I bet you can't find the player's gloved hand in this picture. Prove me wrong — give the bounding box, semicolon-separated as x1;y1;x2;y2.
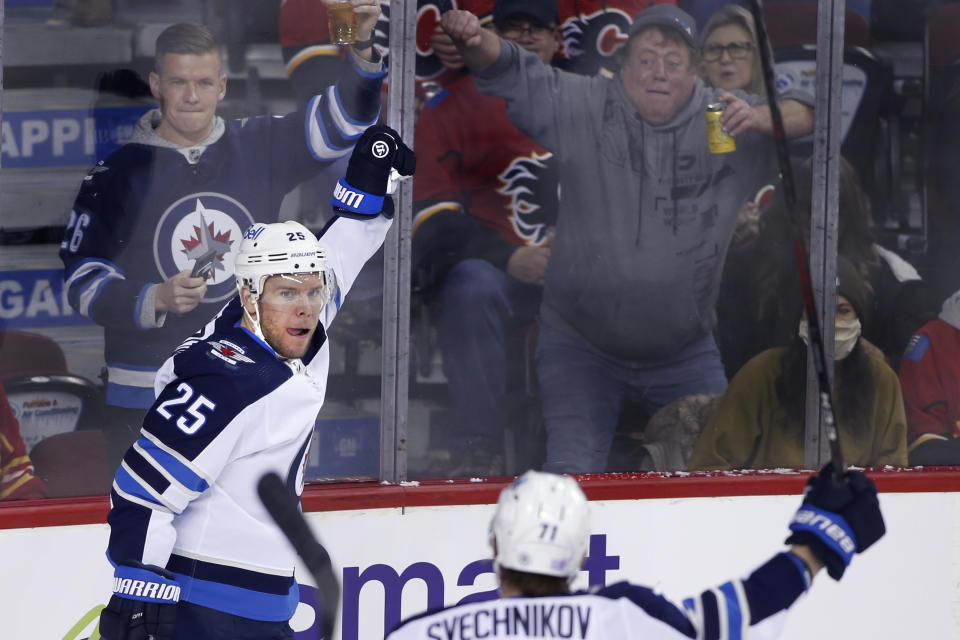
331;124;416;220
785;463;885;580
98;562;180;640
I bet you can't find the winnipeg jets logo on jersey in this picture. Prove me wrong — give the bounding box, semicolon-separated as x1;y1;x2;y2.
497;152;559;246
154;193;255;303
561;9;632;71
207;339;255;365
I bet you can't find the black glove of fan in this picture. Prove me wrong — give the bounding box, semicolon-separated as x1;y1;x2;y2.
98;562;179;640
331;124;416;219
785;463;885;580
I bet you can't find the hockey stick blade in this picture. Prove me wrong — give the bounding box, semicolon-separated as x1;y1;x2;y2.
748;0;845;480
258;472;341;640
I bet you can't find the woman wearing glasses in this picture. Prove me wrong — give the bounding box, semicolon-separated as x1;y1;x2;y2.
699;4;766;95
703;4;779;382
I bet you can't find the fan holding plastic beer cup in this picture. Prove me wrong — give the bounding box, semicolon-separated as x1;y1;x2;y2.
325;0;382;48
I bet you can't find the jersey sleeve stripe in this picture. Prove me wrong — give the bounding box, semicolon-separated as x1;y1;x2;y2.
63;256;123;283
136;436;210;493
682;597;705;640
909;432;949;452
111;478;173;514
330;83;377;138
140;431;216;486
66;261;125;317
116;462;180;512
717;581;745;640
1;471;34;499
306;93;352;161
284;44;340;77
125;446;173;492
703;589;722;640
412;201;464;236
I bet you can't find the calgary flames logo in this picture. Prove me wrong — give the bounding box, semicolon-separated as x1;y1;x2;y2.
497;151;559;246
560;8;633;74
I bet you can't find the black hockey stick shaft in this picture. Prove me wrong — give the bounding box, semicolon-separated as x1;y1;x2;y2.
258;472;341;640
748;0;845;480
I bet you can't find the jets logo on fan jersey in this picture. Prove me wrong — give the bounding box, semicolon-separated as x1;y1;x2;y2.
497;152;559;246
154;192;255;304
207;339;255;365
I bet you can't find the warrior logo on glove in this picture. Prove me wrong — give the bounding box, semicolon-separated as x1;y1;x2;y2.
331;124;416;220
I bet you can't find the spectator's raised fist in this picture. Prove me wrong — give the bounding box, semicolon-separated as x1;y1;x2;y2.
441;10;484;48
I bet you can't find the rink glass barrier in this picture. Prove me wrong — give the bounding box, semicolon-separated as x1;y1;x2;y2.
0;0;957;500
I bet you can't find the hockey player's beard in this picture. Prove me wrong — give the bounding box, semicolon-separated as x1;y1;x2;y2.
257;310;317;360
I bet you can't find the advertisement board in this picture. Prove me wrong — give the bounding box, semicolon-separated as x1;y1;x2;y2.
0;490;954;639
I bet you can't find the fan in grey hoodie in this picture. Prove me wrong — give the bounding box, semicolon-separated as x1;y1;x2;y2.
441;4;814;473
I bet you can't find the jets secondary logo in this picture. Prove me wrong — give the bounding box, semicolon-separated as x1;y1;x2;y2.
497;151;559;246
154;192;255;304
207;339;255;365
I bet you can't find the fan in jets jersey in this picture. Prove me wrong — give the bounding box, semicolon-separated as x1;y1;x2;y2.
387;468;886;640
59;21;384;417
98;125;415;640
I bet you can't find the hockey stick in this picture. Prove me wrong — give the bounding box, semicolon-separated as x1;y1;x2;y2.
748;0;845;480
258;472;341;640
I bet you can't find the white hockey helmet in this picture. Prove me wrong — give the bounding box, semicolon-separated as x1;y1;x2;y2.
234;220;335;305
489;471;591;579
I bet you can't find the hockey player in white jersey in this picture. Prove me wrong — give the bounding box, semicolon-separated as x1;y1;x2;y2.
388;466;885;640
97;124;415;640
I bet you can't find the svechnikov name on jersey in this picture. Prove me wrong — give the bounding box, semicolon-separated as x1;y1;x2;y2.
421;601;591;640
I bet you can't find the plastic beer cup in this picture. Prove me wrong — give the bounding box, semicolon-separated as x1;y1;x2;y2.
327;1;356;45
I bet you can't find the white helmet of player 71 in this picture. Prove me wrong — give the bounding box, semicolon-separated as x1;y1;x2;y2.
489;471;590;579
234;221;335;305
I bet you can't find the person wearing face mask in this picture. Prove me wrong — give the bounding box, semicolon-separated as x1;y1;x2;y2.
688;257;908;470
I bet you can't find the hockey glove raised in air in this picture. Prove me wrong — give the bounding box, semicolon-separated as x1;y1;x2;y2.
785;463;885;580
98;563;179;640
331;124;416;220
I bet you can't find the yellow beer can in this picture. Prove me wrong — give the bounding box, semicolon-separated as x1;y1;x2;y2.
706;103;736;154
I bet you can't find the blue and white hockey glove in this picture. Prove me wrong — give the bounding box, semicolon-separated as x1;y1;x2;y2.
785;463;885;580
98;563;180;640
331;124;416;220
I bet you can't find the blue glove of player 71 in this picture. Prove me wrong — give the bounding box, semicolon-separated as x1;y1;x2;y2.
331;124;416;219
98;563;179;640
785;463;885;580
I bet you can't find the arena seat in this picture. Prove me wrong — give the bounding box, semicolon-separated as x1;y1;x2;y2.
29;430;112;498
0;330;105;454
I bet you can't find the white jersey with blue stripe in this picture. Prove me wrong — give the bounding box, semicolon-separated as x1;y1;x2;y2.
387;553;811;640
106;214;392;621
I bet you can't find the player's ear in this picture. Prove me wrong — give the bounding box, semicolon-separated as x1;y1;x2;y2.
239;285;256;313
149;71;161;100
217;74;227;101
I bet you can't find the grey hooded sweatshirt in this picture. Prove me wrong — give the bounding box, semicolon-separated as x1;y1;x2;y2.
476;41;790;362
